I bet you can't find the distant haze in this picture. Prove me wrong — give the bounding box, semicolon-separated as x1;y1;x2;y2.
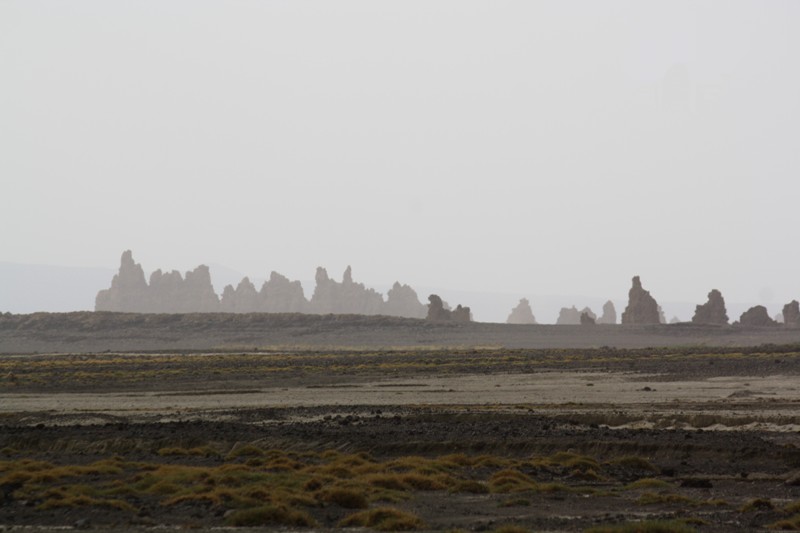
2;1;799;319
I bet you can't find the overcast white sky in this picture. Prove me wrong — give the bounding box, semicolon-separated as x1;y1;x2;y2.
2;1;799;315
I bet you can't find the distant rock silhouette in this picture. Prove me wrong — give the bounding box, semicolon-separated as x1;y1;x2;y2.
426;294;471;322
220;277;259;313
183;265;222;313
556;306;596;325
580;312;596;325
506;298;537;325
96;251;425;318
783;300;800;328
451;304;472;322
691;289;729;325
259;272;308;313
738;306;778;327
669;316;681;324
597;300;617;325
310;266;385;315
96;251;220;313
384;282;427;319
621;276;660;325
95;250;150;313
426;294;449;321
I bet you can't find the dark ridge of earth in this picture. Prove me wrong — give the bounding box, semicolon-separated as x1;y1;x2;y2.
2;311;800;353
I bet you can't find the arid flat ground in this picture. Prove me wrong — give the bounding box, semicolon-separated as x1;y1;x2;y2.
3;314;800;532
3;312;800;352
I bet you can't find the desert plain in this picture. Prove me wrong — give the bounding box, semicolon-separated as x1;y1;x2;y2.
3;313;800;532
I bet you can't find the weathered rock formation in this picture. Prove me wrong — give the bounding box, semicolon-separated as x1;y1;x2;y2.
426;294;471;322
621;276;660;325
783;300;800;328
96;251;426;318
384;282;427;319
506;298;537;325
556;306;596;325
580;312;596;325
259;272;308;313
597;300;617;325
738;306;778;327
310;266;385;315
220;278;259;313
691;289;729;325
95;250;150;312
96;251;220;313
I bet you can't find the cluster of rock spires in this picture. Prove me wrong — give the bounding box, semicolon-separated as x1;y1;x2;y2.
96;251;427;318
97;253;797;327
505;276;800;328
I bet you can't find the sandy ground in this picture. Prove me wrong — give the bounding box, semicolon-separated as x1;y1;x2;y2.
3;322;800;531
3;371;800;424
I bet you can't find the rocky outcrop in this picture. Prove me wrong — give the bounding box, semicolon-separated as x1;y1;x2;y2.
783;300;800;328
183;265;221;313
426;294;471;322
580;312;596;325
426;294;449;321
95;251;150;312
384;282;427;318
96;251;426;318
451;305;472;322
691;289;729;325
259;272;308;313
96;251;220;313
621;276;660;325
220;278;259;313
310;266;385;315
738;306;778;327
556;306;596;325
147;266;220;313
597;300;617;325
506;298;537;325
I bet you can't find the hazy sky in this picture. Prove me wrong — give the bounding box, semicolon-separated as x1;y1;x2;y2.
2;1;799;313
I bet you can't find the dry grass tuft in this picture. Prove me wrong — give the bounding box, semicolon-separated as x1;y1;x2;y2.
225;504;316;527
769;514;800;530
339;507;424;531
586;520;696;533
624;478;671;490
741;498;774;512
636;492;695;506
607;456;658;473
492;526;532;533
319;486;368;509
488;469;537;493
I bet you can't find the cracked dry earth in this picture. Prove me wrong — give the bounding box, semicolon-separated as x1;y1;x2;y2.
3;346;800;532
